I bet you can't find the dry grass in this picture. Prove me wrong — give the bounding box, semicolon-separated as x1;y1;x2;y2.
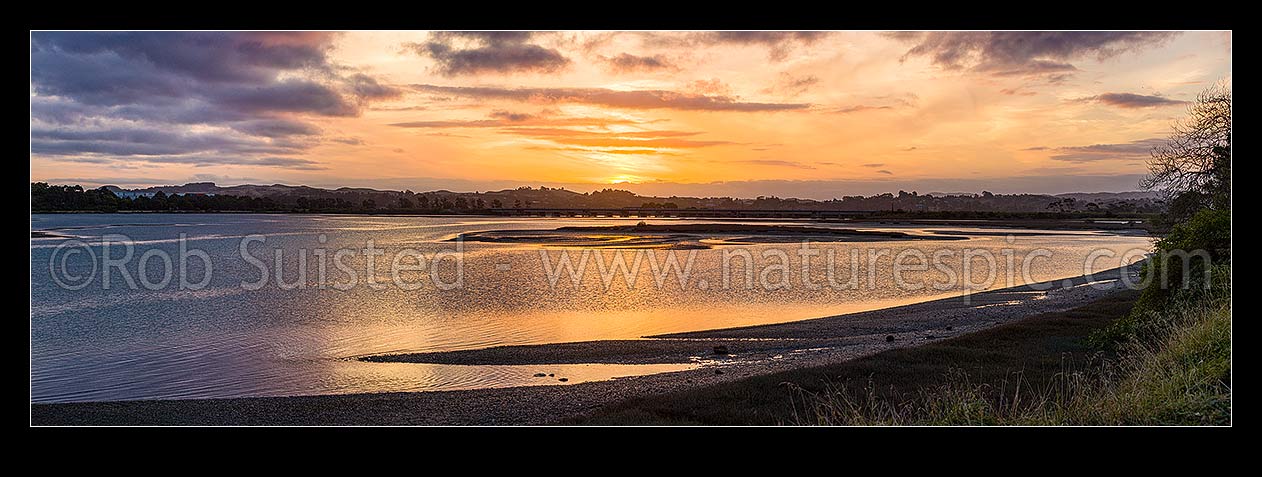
574;287;1230;426
794;294;1230;425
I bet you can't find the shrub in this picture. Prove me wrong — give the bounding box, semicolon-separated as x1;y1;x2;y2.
1090;207;1230;349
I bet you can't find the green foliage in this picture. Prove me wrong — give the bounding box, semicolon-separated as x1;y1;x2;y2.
1091;208;1231;349
1107;299;1231;425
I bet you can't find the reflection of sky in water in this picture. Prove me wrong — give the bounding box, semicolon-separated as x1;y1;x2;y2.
30;214;1152;403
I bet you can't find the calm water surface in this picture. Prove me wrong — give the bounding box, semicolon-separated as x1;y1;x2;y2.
31;214;1151;402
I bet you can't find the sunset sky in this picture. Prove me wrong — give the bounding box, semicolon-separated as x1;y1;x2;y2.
30;31;1231;198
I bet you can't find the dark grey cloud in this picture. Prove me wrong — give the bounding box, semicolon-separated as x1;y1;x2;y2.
31;44;191;105
876;170;893;175
1039;138;1167;162
45;154;325;170
346;73;404;100
410;84;810;112
216;79;360;116
1081;92;1189;108
229;118;322;138
601;53;676;73
892;32;1178;78
31;95;266;127
30;124;314;163
701;31;830;61
406;31;570;76
708;31;828;45
30;32;396;170
433;31;536;45
33;32;334;84
30;32;357;111
862;163;885;167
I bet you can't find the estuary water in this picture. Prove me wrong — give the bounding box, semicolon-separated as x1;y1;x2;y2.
31;214;1151;403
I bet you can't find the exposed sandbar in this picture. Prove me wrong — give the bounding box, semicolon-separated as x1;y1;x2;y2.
455;223;966;249
31;230;73;239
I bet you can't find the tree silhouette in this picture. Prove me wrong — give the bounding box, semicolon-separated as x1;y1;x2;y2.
1141;82;1231;217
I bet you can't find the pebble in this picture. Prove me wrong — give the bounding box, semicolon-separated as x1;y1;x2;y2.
714;369;724;375
533;373;547;377
557;378;568;382
885;335;895;342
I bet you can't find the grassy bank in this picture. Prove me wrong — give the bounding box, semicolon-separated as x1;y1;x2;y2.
572;287;1230;425
804;290;1230;425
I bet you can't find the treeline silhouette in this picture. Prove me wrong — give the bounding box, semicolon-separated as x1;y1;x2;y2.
31;183;492;213
32;181;1166;216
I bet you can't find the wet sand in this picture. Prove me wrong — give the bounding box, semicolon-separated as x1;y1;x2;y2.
31;230;74;239
32;264;1140;425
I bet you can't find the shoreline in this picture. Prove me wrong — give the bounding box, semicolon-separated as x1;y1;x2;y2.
32;264;1142;425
